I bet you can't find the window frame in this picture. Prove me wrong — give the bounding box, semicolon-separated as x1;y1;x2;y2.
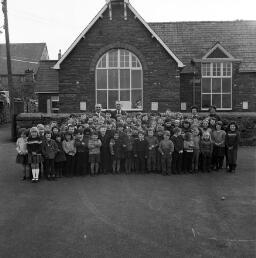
96;49;143;111
201;62;232;111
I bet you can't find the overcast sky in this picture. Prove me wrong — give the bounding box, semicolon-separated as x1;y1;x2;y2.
0;0;255;59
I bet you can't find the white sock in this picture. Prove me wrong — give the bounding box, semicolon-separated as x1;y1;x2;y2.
32;169;36;179
35;169;39;179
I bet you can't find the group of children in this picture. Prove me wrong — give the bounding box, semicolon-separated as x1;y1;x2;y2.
16;110;240;182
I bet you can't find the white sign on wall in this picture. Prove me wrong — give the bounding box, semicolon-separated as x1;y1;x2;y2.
151;102;158;111
80;102;87;111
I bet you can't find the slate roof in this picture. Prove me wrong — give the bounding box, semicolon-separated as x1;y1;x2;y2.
35;60;59;93
149;20;256;73
0;43;48;75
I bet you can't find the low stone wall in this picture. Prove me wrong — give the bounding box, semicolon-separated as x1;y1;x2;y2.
16;112;256;146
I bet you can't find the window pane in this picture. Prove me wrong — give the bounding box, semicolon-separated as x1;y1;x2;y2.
202;94;211;109
213;63;221;76
212;78;221;93
120;50;130;68
202;63;211;77
222;94;231;108
223;63;232;76
222;78;231;93
97;70;107;89
131;90;142;109
98;54;107;68
97;90;107;109
131;70;142;89
109;50;118;67
212;94;221;109
108;90;118;109
120;69;130;89
202;78;211;93
108;69;118;89
132;55;141;68
120;90;130;101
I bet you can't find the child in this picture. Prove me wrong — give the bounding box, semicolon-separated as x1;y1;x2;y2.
145;129;158;172
109;131;123;174
170;127;183;174
158;131;174;175
88;132;102;176
27;127;43;182
51;126;60;140
183;132;194;173
99;126;112;174
212;121;226;170
62;132;76;177
54;133;66;178
225;122;240;172
74;129;89;176
133;131;148;173
156;126;164;173
42;131;59;180
191;127;200;173
123;129;134;174
16;128;29;180
200;132;213;173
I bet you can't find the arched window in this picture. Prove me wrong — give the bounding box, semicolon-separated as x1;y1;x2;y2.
96;49;143;110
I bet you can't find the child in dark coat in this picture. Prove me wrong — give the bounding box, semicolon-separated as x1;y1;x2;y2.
133;131;148;173
74;129;89;176
54;133;66;178
42;131;58;180
170;127;183;174
123;129;134;174
225;122;240;172
145;129;158;172
183;132;194;173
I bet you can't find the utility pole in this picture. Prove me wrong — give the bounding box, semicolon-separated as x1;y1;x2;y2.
2;0;14;139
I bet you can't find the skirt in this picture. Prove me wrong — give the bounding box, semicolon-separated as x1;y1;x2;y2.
16;154;28;165
28;153;43;164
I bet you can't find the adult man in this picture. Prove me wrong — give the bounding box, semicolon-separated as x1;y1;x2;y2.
111;101;127;119
94;104;105;118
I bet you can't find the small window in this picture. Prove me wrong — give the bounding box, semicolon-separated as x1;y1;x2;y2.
51;96;59;113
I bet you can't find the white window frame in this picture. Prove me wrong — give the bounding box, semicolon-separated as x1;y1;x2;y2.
51;96;60;113
201;62;232;111
96;49;143;111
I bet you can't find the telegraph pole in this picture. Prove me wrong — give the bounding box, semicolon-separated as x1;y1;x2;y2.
2;0;14;139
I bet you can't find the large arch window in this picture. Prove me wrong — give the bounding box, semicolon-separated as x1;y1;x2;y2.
96;49;143;110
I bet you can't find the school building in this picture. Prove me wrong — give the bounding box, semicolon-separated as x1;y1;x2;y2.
35;0;256;113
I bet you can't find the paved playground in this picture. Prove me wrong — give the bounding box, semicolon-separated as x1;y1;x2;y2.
0;124;255;258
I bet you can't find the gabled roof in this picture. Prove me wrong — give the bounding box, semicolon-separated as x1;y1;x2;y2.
35;60;59;93
202;42;235;59
0;43;48;75
149;20;256;72
53;1;184;69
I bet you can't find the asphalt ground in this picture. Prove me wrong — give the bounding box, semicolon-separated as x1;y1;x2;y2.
0;124;255;258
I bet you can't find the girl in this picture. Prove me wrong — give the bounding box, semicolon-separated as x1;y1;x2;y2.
54;133;66;178
225;122;240;172
200;132;213;173
212;121;226;170
183;132;194;173
16;128;29;180
62;132;76;177
51;126;60;141
27;127;43;182
88;132;102;176
191;127;200;173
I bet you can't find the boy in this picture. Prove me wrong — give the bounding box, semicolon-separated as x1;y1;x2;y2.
88;132;102;176
200;132;213;173
42;131;58;180
145;129;158;172
159;131;174;175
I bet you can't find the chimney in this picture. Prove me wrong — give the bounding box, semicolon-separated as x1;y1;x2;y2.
58;49;62;60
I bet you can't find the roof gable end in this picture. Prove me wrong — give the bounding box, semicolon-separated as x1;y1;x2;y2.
53;1;184;69
202;42;235;59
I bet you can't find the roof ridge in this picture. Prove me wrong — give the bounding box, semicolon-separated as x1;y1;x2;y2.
149;20;256;24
